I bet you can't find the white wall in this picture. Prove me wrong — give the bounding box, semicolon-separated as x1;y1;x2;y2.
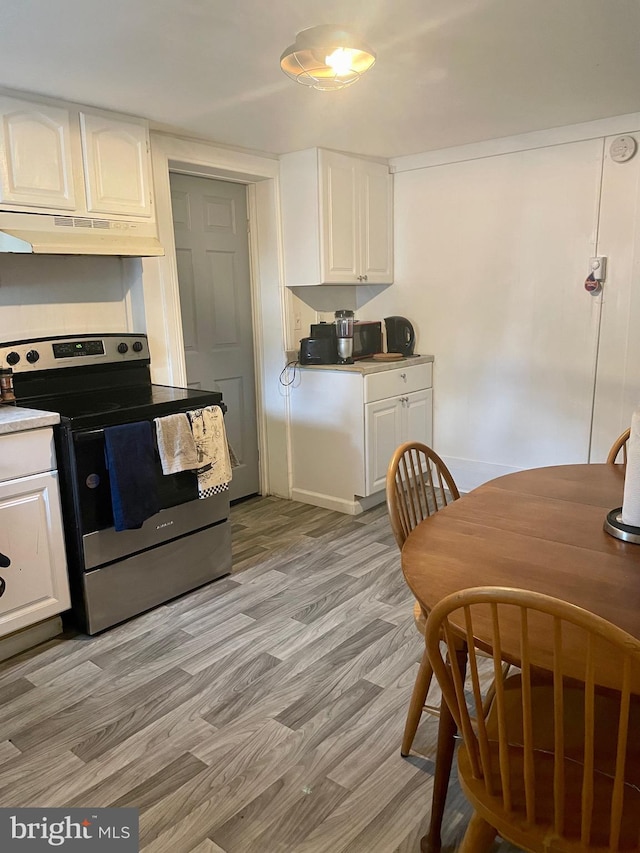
360;141;604;490
0;254;140;341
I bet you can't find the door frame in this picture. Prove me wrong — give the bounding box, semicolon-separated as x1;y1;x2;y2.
139;131;290;499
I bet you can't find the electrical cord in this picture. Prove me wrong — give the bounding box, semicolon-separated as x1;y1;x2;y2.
279;360;300;387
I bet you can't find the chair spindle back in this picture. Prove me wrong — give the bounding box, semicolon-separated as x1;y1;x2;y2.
426;587;640;851
386;441;460;550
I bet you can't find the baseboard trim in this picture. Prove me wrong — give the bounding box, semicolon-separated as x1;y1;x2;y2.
0;616;64;663
442;456;523;494
290;488;386;515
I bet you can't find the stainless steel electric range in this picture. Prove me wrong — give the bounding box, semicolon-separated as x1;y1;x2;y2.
1;333;232;634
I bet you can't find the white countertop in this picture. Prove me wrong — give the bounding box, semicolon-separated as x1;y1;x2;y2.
0;405;60;435
289;353;434;375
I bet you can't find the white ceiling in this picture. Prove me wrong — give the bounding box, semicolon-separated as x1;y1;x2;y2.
1;0;639;160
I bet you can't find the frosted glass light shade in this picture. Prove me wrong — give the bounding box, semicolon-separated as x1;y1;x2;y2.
280;25;376;91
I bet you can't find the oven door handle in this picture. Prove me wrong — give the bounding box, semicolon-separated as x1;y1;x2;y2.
73;405;227;443
73;402;227;442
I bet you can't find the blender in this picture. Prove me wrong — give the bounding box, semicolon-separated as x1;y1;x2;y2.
334;310;354;364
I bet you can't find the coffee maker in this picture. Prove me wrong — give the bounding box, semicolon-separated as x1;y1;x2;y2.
334;310;354;364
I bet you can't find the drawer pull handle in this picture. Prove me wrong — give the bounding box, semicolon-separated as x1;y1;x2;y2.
0;552;10;569
400;372;407;380
0;576;5;598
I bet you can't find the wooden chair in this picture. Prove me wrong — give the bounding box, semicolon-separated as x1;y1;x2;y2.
425;586;640;853
386;441;460;552
386;441;461;852
607;428;631;465
386;440;460;755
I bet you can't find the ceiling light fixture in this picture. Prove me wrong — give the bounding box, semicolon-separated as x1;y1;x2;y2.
280;25;376;91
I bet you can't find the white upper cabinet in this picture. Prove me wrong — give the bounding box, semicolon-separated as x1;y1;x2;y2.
0;91;154;220
280;147;393;286
321;152;359;282
80;111;152;217
359;158;394;283
0;96;76;210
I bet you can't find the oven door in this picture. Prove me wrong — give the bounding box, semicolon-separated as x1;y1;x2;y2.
71;424;229;570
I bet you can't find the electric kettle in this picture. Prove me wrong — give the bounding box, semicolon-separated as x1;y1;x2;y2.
384;316;416;356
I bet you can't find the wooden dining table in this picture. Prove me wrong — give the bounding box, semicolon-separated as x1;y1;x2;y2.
401;462;640;852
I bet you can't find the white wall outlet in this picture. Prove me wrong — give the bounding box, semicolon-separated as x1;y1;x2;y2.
294;312;302;331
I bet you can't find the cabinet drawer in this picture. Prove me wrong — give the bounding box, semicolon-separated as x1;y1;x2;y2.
0;428;55;482
364;363;432;403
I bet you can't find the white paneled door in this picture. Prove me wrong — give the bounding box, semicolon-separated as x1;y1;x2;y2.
170;173;259;502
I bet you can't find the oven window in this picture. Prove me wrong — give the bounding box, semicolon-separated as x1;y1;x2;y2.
72;428;199;534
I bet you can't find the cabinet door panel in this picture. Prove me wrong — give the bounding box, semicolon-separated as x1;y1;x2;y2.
0;471;70;636
320;151;358;283
360;160;393;283
0;97;75;209
80;112;151;217
365;397;403;495
404;389;433;446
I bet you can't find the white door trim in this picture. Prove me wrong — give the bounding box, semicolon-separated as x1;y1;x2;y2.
140;132;290;499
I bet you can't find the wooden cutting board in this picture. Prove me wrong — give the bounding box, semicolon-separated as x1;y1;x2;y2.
372;352;404;361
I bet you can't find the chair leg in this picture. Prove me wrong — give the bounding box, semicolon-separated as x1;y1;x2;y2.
421;645;467;853
401;648;434;756
458;812;497;853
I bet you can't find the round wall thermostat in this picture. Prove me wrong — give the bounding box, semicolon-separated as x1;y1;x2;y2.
610;135;637;163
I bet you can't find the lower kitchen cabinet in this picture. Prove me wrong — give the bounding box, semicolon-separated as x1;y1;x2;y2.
290;360;433;514
366;388;432;494
0;428;70;637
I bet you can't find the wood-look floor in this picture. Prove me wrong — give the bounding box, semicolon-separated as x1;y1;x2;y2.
0;496;513;852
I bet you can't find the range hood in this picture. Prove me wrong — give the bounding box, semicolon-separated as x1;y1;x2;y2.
0;211;164;257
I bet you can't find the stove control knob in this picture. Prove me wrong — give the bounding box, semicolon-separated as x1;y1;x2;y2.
26;350;40;364
132;341;143;353
117;343;129;354
6;351;20;366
